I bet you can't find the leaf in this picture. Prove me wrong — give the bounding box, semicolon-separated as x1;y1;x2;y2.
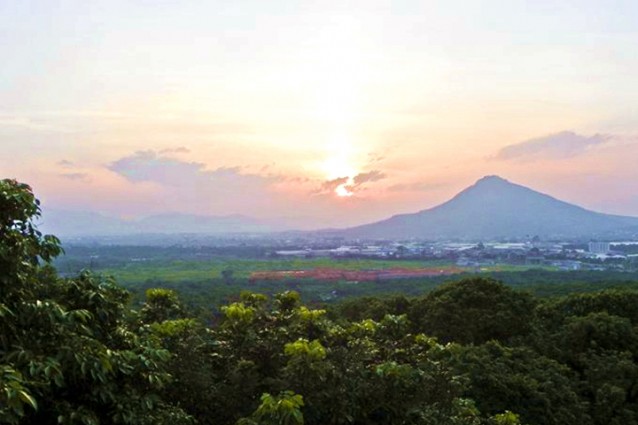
18;390;38;410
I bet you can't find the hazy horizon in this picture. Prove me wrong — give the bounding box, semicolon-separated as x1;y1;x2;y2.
3;1;638;228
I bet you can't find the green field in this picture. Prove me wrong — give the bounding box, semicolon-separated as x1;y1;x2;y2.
81;256;638;313
50;244;638;310
103;258;439;282
101;257;552;285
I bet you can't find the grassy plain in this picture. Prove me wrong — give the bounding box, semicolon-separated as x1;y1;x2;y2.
55;247;638;310
100;257;551;284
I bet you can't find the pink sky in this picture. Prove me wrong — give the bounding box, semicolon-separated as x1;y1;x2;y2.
2;1;638;228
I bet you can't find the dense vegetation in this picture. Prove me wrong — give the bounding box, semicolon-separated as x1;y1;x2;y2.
3;179;638;424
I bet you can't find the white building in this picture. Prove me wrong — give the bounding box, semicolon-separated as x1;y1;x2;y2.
588;241;610;254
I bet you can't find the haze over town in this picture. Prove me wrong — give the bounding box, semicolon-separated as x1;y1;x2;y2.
3;1;638;229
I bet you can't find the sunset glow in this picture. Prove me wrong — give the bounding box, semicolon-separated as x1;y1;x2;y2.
2;1;638;229
6;4;638;423
335;182;354;198
321;136;358;179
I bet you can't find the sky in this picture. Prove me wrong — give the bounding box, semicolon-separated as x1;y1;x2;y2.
2;0;638;229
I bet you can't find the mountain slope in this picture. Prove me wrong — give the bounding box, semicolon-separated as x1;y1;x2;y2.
343;176;638;240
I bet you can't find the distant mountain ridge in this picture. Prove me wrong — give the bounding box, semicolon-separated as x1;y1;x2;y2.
39;176;638;240
38;210;278;237
341;176;638;240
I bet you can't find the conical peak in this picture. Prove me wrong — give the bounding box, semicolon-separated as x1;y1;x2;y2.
475;175;510;185
461;176;516;196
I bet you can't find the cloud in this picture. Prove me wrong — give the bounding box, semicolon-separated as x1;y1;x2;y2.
57;159;75;168
108;150;279;188
315;171;387;195
352;170;386;186
317;176;350;194
60;173;89;181
106;150;286;213
494;131;608;161
366;152;386;163
109;150;206;186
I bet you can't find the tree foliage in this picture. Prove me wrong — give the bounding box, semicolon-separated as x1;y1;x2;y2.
408;277;536;344
0;179;192;424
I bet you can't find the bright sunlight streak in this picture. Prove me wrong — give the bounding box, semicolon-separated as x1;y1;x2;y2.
310;15;369;200
322;134;358;198
322;137;358;178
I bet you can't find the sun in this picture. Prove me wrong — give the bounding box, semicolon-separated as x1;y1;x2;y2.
335;182;354;197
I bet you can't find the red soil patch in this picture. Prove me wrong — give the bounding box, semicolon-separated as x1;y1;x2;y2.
249;267;464;283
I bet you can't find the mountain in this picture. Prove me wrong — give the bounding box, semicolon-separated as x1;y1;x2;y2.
38;210;131;237
39;211;280;237
342;176;638;240
136;213;272;234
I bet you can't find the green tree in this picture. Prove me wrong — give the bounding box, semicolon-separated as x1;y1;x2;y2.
139;288;186;323
237;391;305;425
453;342;588;425
409;277;536;344
0;179;192;425
538;312;638;425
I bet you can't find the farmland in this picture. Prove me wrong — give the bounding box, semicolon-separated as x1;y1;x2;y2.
96;257;547;286
50;245;638;312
